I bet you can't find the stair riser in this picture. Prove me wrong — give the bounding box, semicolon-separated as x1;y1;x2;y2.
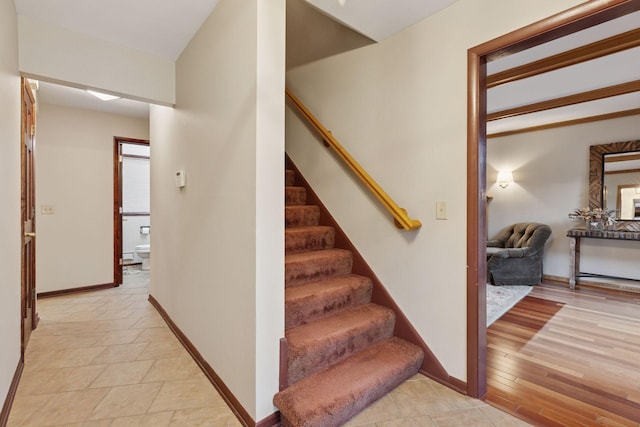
286;281;372;329
287;311;395;385
286;187;307;206
285;228;335;255
285;170;295;186
285;206;320;228
285;254;353;288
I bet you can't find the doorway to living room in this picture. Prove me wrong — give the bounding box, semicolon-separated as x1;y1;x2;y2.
467;0;640;400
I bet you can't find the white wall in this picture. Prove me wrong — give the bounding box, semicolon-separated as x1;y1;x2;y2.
285;0;583;381
36;103;149;293
0;0;21;405
18;16;175;106
149;0;284;420
488;115;640;282
255;0;285;418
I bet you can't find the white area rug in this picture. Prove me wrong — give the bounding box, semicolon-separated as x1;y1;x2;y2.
487;284;532;326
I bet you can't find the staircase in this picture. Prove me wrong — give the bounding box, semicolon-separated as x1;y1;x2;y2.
274;167;424;427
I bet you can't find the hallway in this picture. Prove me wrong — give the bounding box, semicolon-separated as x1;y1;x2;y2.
7;268;241;426
6;268;530;426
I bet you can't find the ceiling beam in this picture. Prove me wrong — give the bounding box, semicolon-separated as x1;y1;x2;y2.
487;107;640;138
487;79;640;121
487;28;640;88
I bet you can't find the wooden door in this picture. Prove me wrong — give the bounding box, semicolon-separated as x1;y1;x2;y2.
21;78;37;355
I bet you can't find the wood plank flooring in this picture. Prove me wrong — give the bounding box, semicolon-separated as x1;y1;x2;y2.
486;282;640;427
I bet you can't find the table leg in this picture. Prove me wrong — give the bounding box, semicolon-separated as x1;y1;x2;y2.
569;237;579;290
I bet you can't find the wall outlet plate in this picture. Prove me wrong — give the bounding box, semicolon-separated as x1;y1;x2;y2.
41;205;55;214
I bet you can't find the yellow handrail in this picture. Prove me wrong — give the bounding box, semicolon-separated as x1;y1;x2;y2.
286;88;422;231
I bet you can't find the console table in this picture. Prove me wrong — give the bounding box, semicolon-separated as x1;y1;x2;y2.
567;229;640;289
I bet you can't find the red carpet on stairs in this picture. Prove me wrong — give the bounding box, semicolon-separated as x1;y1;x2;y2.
274;167;424;427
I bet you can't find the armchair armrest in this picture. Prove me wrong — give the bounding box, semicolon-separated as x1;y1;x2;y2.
490;246;538;259
487;240;502;248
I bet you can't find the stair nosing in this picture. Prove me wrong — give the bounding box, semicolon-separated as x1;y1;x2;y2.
285;248;351;263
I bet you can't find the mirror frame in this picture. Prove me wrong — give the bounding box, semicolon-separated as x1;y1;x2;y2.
590;139;640;231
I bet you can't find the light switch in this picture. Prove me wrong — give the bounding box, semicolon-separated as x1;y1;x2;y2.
41;205;55;215
436;201;447;220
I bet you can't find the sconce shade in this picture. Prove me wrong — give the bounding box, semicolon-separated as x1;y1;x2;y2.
497;171;514;188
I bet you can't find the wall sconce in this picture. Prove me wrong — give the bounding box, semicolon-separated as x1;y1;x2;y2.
497;171;514;188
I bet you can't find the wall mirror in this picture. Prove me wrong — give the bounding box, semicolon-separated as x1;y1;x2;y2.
590;140;640;229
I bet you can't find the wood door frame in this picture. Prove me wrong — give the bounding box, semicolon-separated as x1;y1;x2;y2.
20;77;38;357
466;0;640;398
113;136;150;286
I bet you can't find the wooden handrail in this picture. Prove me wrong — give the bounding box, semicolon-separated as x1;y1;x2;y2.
286;88;421;231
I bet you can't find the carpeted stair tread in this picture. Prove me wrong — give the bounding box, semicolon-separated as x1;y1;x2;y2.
285;274;373;329
285;249;353;287
285;226;335;254
274;337;425;427
286;303;395;384
286;170;296;186
286;186;307;206
285;205;320;228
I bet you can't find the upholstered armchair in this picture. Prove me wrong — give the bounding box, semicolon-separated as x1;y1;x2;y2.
487;222;552;286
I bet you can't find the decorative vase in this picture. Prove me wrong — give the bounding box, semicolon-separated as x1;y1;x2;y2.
598;219;611;231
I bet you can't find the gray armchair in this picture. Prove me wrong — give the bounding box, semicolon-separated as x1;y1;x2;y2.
487;222;551;286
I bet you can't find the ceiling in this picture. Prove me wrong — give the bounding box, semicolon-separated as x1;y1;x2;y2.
17;0;456;119
13;0;222;61
14;0;640;133
304;0;459;41
486;10;640;136
36;82;150;119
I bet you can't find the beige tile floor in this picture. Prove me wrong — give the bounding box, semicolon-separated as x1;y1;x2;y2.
8;267;530;427
8;267;241;427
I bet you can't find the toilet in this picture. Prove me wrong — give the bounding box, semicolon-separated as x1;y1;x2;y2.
135;244;151;270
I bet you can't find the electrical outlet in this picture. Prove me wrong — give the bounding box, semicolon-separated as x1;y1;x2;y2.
436;201;447;220
41;205;55;215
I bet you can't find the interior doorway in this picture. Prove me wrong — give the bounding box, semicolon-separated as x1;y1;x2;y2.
113;137;150;286
21;78;38;357
466;0;640;399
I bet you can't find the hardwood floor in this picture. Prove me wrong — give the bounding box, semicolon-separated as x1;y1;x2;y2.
486;282;640;427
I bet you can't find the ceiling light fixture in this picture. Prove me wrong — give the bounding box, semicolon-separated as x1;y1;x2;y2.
87;90;120;101
338;0;347;6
